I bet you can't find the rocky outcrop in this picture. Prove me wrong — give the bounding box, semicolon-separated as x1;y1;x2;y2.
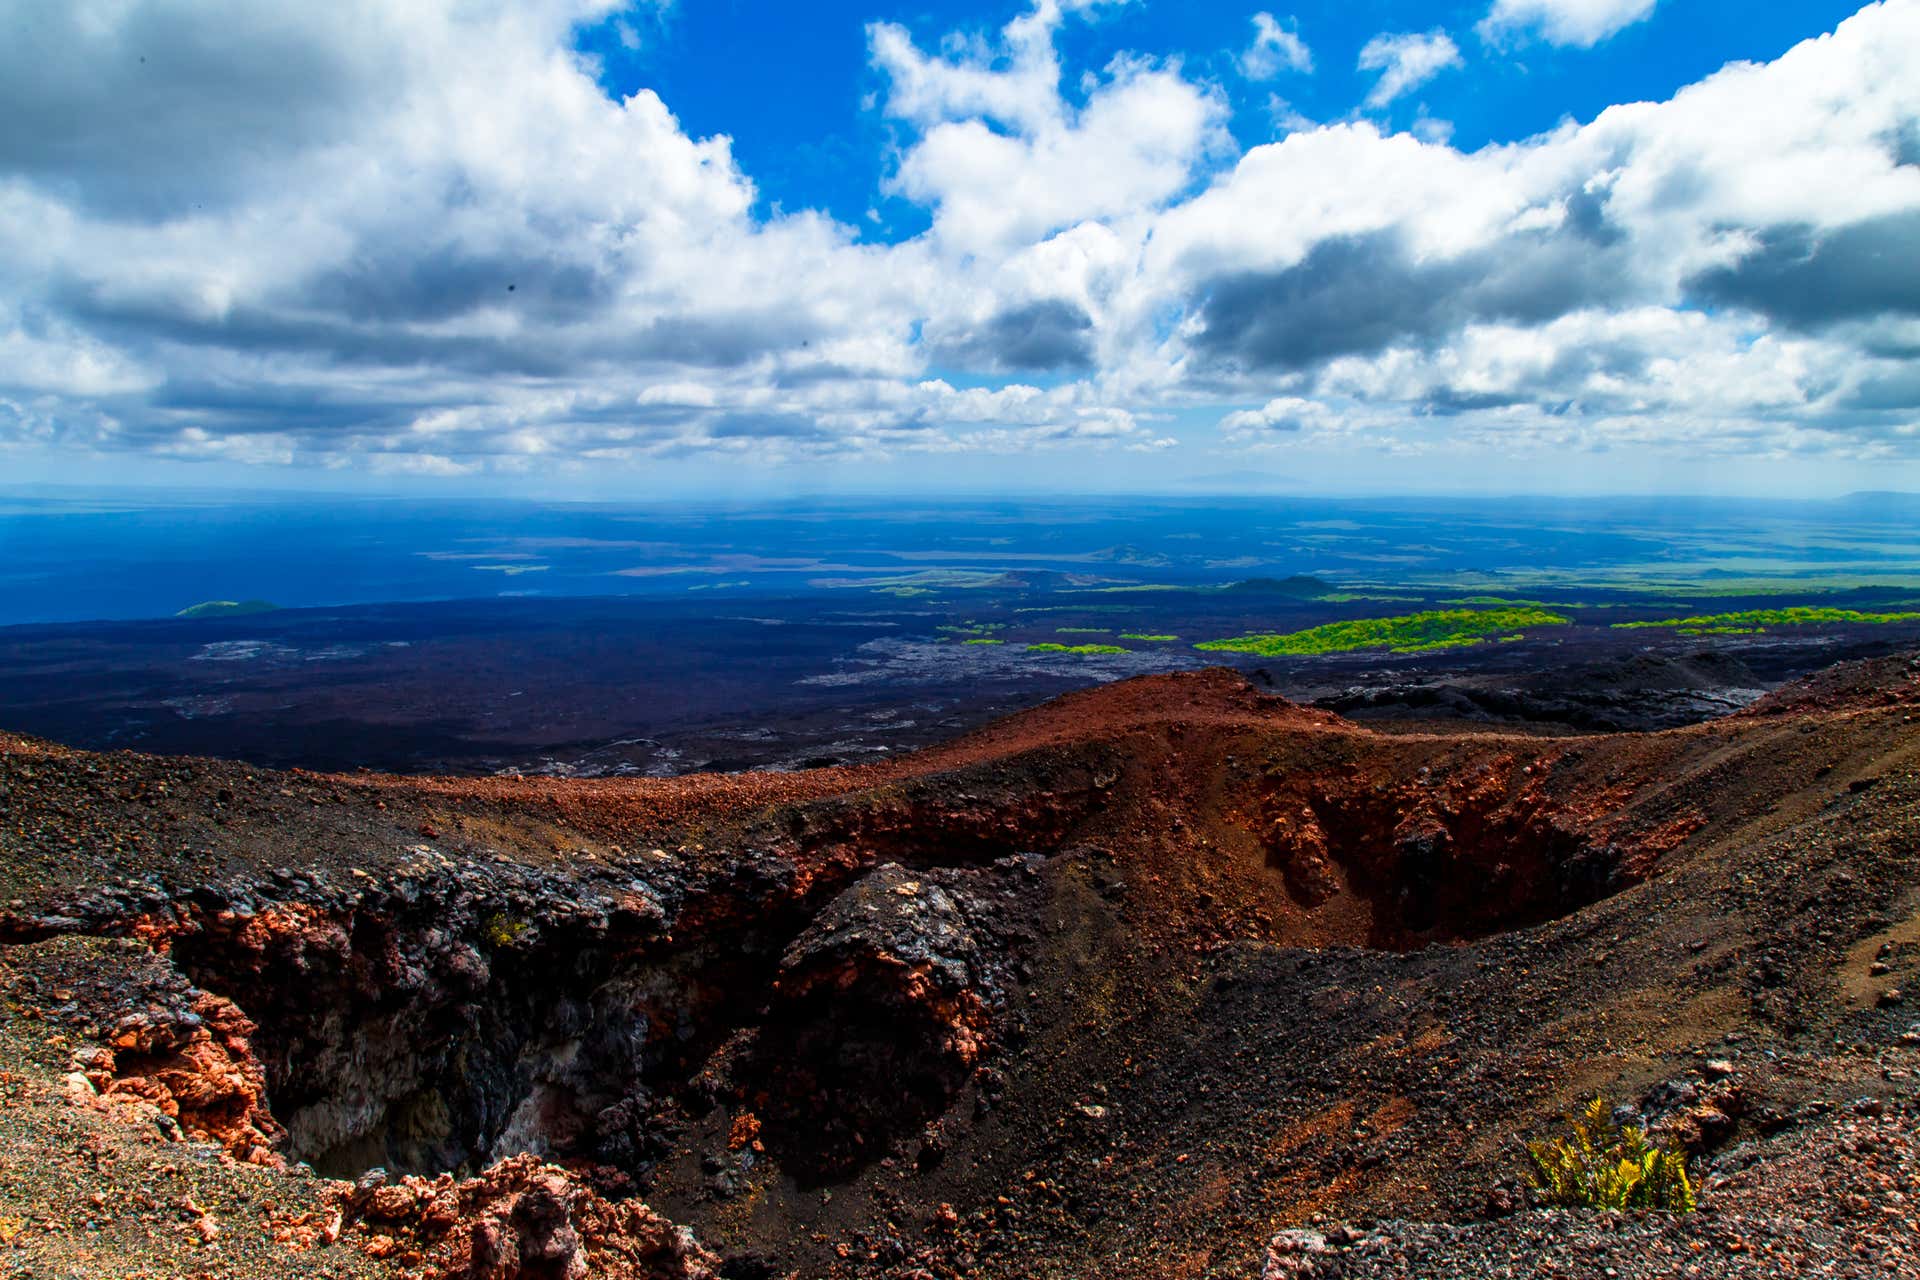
745;862;1023;1179
5;934;286;1163
328;1156;717;1280
0;741;1101;1185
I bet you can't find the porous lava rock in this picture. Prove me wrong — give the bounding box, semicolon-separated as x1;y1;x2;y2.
4;934;287;1163
329;1155;717;1280
746;862;1019;1178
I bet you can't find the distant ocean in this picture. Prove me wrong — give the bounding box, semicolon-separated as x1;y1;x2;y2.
3;488;1919;626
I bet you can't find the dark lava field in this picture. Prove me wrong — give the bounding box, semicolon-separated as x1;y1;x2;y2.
4;579;1920;778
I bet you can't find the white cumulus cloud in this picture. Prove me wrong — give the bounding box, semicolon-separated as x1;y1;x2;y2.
1241;13;1314;80
1358;30;1465;109
1480;0;1660;48
871;4;1230;253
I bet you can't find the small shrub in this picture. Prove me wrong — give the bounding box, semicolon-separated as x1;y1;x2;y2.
1526;1096;1695;1213
481;912;529;948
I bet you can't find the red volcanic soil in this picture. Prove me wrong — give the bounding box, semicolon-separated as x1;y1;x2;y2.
2;657;1919;1278
352;669;1345;832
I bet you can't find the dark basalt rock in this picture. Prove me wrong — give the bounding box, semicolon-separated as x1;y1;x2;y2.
744;863;1020;1182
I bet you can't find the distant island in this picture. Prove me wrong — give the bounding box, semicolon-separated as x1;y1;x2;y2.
175;599;280;619
1223;574;1333;597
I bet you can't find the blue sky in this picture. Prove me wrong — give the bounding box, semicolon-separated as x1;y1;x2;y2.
1;1;1917;498
590;1;1867;235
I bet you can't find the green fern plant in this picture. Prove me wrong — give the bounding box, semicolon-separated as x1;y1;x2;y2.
1526;1096;1696;1213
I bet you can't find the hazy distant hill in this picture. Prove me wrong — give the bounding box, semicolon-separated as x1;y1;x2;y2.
1833;491;1920;514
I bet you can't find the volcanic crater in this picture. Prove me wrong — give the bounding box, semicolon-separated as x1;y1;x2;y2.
3;658;1920;1278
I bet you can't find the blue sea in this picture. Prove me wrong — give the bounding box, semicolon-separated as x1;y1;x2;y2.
3;487;1919;626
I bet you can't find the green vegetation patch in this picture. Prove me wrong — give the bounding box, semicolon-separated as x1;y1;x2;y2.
1614;606;1920;631
963;637;1004;645
1055;627;1112;634
1119;633;1178;641
176;599;279;619
481;912;530;948
1196;607;1569;657
1026;642;1127;656
1527;1097;1695;1213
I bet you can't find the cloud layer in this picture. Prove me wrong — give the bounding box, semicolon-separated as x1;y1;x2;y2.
2;0;1918;482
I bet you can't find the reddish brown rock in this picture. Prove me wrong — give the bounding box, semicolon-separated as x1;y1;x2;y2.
328;1155;716;1280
